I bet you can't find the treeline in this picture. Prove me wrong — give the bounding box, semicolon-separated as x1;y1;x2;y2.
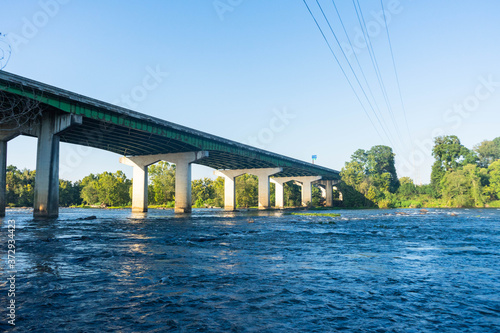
4;162;323;208
6;135;499;209
340;135;500;208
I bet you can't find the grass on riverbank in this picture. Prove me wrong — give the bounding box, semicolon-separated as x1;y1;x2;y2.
290;212;341;217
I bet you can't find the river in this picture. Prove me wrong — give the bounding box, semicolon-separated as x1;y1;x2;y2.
1;208;499;332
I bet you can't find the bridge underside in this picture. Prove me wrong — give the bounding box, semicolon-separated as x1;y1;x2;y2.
0;71;340;217
57;116;330;177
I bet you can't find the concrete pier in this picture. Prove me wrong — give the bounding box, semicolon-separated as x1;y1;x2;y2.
0;128;21;217
119;155;163;213
214;169;246;211
121;151;208;214
215;168;282;210
271;176;322;207
34;113;82;218
316;179;334;207
0;141;7;217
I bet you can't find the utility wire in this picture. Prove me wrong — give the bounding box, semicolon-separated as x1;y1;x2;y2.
302;0;391;146
314;0;396;147
352;0;405;151
380;0;412;144
301;0;384;143
330;0;395;145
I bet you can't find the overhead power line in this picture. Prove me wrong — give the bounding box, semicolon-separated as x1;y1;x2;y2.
352;0;404;150
380;0;412;144
302;0;397;148
301;0;385;144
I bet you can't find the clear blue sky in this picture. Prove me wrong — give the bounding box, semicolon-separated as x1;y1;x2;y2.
1;0;499;184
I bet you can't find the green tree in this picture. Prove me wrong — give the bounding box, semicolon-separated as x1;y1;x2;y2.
192;178;215;207
284;181;301;207
484;160;500;201
340;161;365;188
431;135;477;191
366;145;400;192
148;161;175;205
5;165;36;207
340;145;398;207
236;174;258;208
397;177;417;199
80;171;131;206
311;185;325;206
80;174;99;205
212;176;225;208
474;139;500;167
441;164;484;207
59;180;82;206
98;171;131;206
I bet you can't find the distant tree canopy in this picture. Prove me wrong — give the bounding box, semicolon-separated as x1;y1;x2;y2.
5;165;35;207
340;145;399;207
6;134;500;210
80;171;131;207
6;165;81;207
148;161;175;205
474;137;500;168
431;135;478;191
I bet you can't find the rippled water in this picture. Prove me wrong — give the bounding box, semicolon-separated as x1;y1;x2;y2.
1;208;499;332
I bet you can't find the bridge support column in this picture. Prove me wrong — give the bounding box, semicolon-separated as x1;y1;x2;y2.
168;152;209;213
214;169;246;211
298;176;322;206
274;181;284;209
315;180;334;207
119;155;163;213
0;128;22;217
251;168;282;209
34;113;82;218
121;151;208;214
162;152;208;213
272;176;322;207
0;141;6;217
215;168;282;210
270;177;297;209
325;180;333;207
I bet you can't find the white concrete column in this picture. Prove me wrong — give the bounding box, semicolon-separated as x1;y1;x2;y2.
298;176;322;206
270;176;297;209
273;176;321;207
274;181;284;209
0;130;20;217
315;180;336;207
0;141;7;217
174;159;192;213
163;151;209;213
119;155;162;213
248;168;282;209
34;113;82;218
214;169;246;211
121;151;208;214
325;180;333;207
215;168;282;210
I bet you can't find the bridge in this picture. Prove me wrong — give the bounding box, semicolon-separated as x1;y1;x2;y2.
0;71;340;218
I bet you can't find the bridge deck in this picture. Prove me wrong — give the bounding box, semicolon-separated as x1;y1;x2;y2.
0;71;340;180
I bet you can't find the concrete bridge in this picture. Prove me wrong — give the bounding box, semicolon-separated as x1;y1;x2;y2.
0;71;340;218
